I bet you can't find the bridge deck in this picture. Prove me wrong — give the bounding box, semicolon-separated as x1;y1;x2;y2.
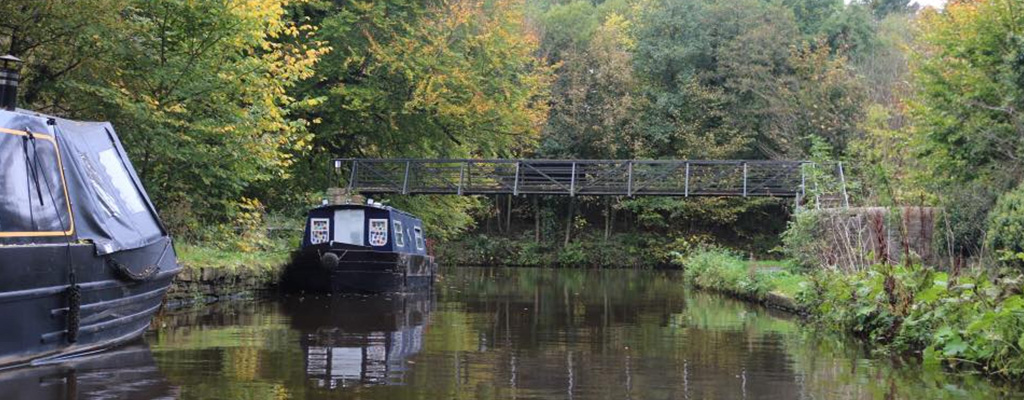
336;159;838;198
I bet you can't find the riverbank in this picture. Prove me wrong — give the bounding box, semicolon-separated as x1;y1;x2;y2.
436;231;722;268
166;244;290;308
679;248;1024;379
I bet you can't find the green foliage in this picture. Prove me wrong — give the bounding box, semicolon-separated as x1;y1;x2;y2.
4;0;327;235
682;247;770;298
987;183;1024;268
909;1;1024;258
802;262;1024;377
781;209;827;270
677;247;807;302
437;231;710;268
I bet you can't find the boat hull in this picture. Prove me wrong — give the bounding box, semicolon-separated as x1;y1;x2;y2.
0;236;179;369
284;244;436;293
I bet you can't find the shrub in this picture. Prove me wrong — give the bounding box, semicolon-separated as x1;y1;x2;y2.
987;183;1024;269
680;247;773;298
781;210;827;270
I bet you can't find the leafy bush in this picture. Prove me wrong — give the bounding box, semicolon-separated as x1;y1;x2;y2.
781;210;827;270
801;262;1024;377
987;183;1024;269
680;247;774;299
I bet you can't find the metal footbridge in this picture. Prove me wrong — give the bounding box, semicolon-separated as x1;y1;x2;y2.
335;158;848;201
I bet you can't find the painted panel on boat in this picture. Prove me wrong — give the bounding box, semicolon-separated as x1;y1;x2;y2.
363;207;393;252
368;218;388;246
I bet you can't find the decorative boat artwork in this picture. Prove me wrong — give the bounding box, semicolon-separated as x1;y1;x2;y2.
0;55;180;369
283;197;438;294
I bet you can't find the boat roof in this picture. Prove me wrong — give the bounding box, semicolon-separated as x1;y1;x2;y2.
0;107;166;254
310;203;423;221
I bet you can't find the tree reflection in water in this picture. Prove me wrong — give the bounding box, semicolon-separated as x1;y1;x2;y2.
148;267;1023;400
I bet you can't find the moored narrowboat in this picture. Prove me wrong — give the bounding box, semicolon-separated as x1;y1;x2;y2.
284;201;438;293
0;56;180;369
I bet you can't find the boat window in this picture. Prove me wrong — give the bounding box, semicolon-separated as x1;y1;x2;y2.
414;227;424;250
393;220;405;247
97;148;147;214
0;128;73;237
333;209;365;245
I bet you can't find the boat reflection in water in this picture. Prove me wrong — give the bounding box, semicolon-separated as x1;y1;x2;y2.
281;292;432;390
0;341;176;400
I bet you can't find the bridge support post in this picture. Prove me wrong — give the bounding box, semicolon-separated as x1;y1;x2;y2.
513;162;520;196
838;162;849;208
742;162;748;197
402;160;411;195
684;162;690;197
570;162;577;197
348;160;358;191
626;161;633;197
458;163;465;196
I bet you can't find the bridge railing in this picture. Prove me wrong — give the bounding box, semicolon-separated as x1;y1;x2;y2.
334;158;848;201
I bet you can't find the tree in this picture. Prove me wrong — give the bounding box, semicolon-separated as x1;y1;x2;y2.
539;13;641;159
912;0;1024;256
2;0;327;237
287;0;553;237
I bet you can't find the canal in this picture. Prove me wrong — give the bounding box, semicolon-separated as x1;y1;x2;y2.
12;267;1023;399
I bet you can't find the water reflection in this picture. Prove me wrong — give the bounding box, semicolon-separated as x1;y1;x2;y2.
0;342;176;400
281;293;431;389
146;267;1024;400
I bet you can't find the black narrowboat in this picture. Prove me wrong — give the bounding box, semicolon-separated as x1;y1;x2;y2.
0;56;179;369
284;202;437;293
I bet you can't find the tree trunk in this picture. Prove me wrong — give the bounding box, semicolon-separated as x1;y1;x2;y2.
534;196;541;243
604;198;612;241
506;194;513;237
564;197;574;247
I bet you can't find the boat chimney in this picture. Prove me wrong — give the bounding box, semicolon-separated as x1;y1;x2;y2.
0;55;22;111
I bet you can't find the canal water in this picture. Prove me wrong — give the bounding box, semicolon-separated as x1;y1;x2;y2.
7;267;1023;399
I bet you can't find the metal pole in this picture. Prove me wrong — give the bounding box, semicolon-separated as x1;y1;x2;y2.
513;162;520;196
800;163;806;198
348;160;358;191
626;161;634;197
402;160;411;194
569;162;577;197
684;162;690;197
813;166;820;210
838;162;849;208
742;162;748;197
458;162;465;196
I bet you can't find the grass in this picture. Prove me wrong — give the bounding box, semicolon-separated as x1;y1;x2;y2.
176;242;291;272
678;248;807;309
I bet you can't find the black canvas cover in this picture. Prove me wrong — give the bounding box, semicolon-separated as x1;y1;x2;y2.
0;109;164;255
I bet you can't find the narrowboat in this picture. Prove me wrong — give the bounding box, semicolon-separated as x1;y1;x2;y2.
284;201;437;293
0;55;180;369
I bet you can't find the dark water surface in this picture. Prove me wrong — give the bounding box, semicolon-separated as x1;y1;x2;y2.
7;267;1023;399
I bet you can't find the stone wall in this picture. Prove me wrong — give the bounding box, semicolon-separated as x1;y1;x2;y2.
165;263;283;308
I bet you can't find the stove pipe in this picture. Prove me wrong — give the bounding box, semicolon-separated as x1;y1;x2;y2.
0;54;23;111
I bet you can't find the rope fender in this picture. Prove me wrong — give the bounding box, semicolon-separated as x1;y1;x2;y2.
66;285;80;343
